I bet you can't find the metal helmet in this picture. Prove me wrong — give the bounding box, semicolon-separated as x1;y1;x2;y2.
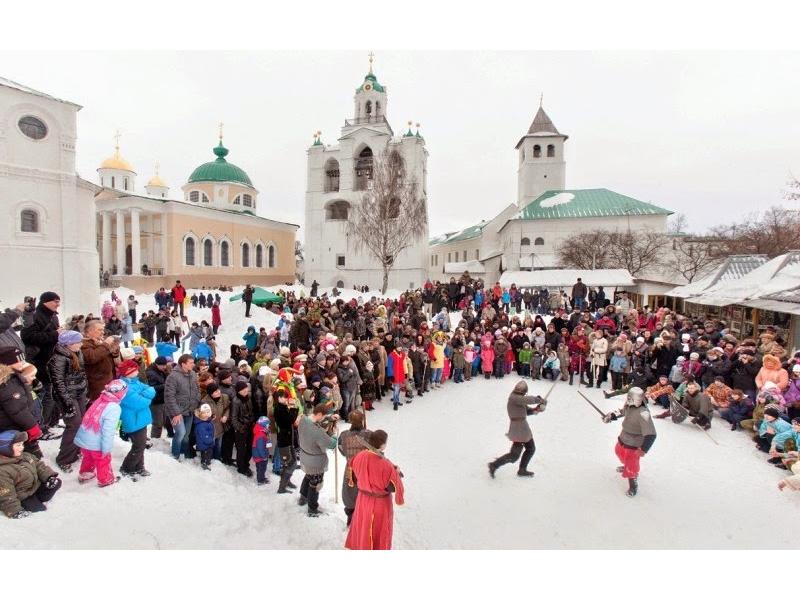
513;380;528;395
626;387;645;407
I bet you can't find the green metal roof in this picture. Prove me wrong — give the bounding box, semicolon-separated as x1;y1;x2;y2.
188;142;254;187
511;188;672;221
430;221;487;246
356;72;385;93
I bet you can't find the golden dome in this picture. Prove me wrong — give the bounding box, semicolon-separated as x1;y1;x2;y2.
147;174;168;187
100;149;135;172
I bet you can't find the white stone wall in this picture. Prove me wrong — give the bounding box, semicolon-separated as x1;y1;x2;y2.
0;83;99;315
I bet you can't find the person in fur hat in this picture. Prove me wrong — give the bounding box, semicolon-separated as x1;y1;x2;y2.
488;380;546;478
193;403;215;470
0;430;61;518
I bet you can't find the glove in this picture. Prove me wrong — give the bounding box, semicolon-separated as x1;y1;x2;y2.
12;510;31;519
45;475;60;490
25;424;42;442
602;414;612;423
63;404;76;419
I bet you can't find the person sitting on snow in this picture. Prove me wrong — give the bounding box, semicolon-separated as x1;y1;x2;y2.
0;430;61;519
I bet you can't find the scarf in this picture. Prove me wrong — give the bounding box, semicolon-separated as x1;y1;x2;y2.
83;389;122;433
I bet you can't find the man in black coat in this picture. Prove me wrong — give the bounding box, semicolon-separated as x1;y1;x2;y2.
447;278;460;311
146;358;170;439
242;285;254;318
729;349;760;400
20;292;62;437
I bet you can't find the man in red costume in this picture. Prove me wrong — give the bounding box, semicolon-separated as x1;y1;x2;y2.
345;429;404;550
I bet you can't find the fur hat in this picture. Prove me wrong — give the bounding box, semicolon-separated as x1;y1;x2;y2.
217;369;232;381
280;347;291;357
116;359;139;378
199;403;213;417
235;380;249;392
0;430;28;457
689;352;700;360
205;383;220;396
344;345;356;356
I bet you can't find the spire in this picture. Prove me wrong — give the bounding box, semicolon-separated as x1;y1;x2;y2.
368;51;374;74
404;120;414;137
312;130;323;146
113;129;122;156
218;121;224;143
527;105;561;135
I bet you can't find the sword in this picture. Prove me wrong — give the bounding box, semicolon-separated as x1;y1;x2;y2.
577;389;606;417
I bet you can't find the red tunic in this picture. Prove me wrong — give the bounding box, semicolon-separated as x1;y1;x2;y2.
345;450;405;550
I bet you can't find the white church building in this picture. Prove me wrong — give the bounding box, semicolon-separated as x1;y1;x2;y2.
428;103;672;284
303;58;429;291
0;77;100;314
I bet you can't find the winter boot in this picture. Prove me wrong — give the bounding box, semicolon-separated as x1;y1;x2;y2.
488;462;498;479
626;478;638;497
345;508;355;527
298;495;308;506
616;466;625;473
517;469;535;477
569;372;574;386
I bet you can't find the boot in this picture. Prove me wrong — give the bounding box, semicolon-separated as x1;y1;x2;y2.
655;410;671;419
626;477;638;497
488;462;498;479
345;508;354;527
517;469;535;477
569;372;574;386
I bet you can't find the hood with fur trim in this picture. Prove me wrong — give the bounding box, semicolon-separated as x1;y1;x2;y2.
763;354;781;370
0;364;13;386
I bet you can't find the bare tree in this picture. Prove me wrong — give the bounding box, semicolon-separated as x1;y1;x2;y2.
346;151;428;294
786;174;800;203
666;236;725;283
556;228;667;276
709;206;800;258
556;230;613;269
667;213;688;234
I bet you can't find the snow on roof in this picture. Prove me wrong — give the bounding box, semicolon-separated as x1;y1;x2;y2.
444;260;486;274
0;76;81;108
667;254;768;299
499;269;634;288
429;221;487;246
539;192;574;208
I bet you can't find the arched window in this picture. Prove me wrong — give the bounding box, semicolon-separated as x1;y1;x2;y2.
220;240;230;266
242;194;253;207
533;145;541;158
534;237;545;246
18;116;47;140
547;144;555;157
324;158;340;192
256;244;264;268
375;100;380;116
268;245;276;268
185;237;196;266
111;176;116;188
20;209;39;233
336;280;344;288
241;243;250;267
365;100;372;115
123;177;129;191
203;239;213;266
233;195;241;205
326;200;350;221
201;193;209;203
387;197;400;219
521;237;531;246
354;146;373;190
189;191;200;202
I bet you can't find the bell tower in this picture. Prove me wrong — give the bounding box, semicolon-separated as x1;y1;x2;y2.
515;98;567;208
353;52;388;123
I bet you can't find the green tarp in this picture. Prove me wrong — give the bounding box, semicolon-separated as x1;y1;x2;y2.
229;287;284;306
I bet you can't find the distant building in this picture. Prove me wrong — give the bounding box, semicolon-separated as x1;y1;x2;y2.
94;131;298;291
0;77;100;314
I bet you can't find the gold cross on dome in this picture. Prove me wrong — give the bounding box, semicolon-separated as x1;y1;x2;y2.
113;129;122;150
218;122;224;141
368;51;374;73
154;161;160;175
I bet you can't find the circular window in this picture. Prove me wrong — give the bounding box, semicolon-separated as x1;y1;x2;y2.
18;116;48;140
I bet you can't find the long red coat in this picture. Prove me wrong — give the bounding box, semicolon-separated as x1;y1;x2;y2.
345;450;405;550
211;304;222;327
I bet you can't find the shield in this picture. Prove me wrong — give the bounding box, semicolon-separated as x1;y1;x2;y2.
670;396;689;424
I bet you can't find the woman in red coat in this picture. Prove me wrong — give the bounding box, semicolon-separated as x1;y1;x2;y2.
211;303;222;335
345;430;404;550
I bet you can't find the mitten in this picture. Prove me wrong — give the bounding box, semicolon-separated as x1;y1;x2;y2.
12;510;31;519
45;475;60;490
26;424;42;442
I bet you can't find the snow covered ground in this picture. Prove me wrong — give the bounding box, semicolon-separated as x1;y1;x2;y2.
4;285;799;549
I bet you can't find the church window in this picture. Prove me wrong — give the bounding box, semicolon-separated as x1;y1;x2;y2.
18;116;47;140
111;176;116;188
354;147;374;191
123;177;129;191
268;245;276;268
547;144;555;157
189;191;200;202
365;100;372;115
203;239;213;266
326;200;350;221
447;252;451;262
201;193;209;203
242;243;250;267
220;241;230;266
463;250;467;261
242;194;253;207
336;255;346;268
324;158;340;192
20;209;39;233
185;237;196;266
533;145;541;158
256;244;264;268
534;237;545;246
475;249;480;260
521;237;530;246
233;195;241;205
336;280;344;288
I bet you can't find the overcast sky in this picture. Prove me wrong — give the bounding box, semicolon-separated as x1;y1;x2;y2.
3;51;799;239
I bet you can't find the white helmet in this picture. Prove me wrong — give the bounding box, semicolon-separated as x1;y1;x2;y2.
626;387;645;407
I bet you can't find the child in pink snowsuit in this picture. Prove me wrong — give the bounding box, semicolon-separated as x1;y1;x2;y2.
481;342;495;380
74;380;126;487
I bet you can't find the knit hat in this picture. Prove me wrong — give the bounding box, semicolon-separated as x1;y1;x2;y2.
0;430;28;457
793;364;800;374
681;333;691;341
116;359;139;378
690;352;699;360
58;330;83;345
199;403;213;417
154;356;169;366
636;337;645;343
739;348;756;356
217;368;232;381
120;347;136;361
295;354;308;363
280;347;291;357
257;416;270;430
676;356;686;362
269;358;281;371
235;380;249;392
344;344;356;356
39;291;60;304
238;360;249;368
764;407;781;419
0;346;24;366
205;383;220;396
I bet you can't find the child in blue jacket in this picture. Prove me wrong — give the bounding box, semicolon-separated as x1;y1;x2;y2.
117;360;155;478
194;403;216;470
252;416;272;485
608;348;630;391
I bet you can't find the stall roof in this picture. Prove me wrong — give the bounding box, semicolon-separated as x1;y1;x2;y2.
444;260;486;274
499;269;634;288
666;255;768;299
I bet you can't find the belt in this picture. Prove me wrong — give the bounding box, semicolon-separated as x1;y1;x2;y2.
510;417;526;422
360;490;390;498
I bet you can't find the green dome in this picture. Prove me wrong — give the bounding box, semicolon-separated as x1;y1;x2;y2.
188;141;253;187
356;72;385;93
